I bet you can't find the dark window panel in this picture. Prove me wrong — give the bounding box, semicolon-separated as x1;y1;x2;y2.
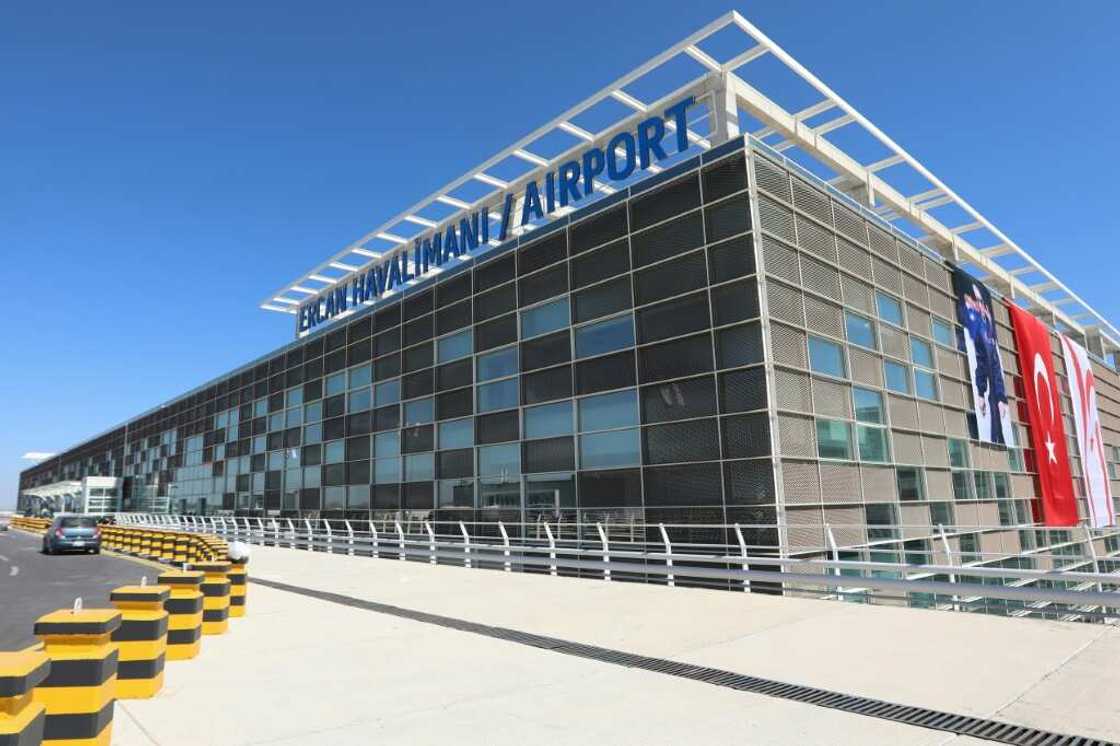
474;253;515;293
643;462;722;506
285;348;305;369
374;353;401;380
375;329;401;357
346;411;372;436
710;278;759;327
372;484;400;509
521;330;571;372
578;468;641;508
572;275;632;324
640;375;717;424
629;173;701;232
633;248;707;306
325;394;345;419
719;367;767;414
299;488;321;511
347;461;370;485
269;373;285;394
570;238;630;290
324;349;346;375
715;323;764;369
402;424;434;453
724;459;776;506
323;416;345;441
638;333;714;384
303;356;323;380
285;367;304;388
636;291;710;345
347;338;372;366
436;272;472;307
322;463;345;486
251;417;266;436
403;482;434;510
701;152;747;203
720;413;771;458
375;303;401;332
631;211;704;269
436;299;472;336
437;448;474;479
436;359;472;391
518;231;567;275
474;282;517;322
518;264;568;307
575;350;636;395
475;313;517;352
476;410;519;444
522;364;573;405
268;392;285;413
569;204;627;255
403;342;434;373
704;194;752;243
346;435;370;461
284;427;301;448
436;388;472;420
404;289;434;317
254;380;268;398
642;418;721;464
523;437;575;473
266;432;282;451
403;314;434;346
304;337;324;359
347;316;373;343
325;329;346;353
402;369;434;399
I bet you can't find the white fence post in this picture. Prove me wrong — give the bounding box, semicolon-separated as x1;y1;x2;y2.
825;523;843;598
658;523;674;587
344;521;354;556
286;519;296;549
733;523;751;593
254;518;264;542
938;524;959;611
498;522;511;572
1084;526;1103;593
269;518;279;546
596;522;611;582
303;519;313;551
324;521;333;553
425;522;436;564
369;521;379;559
542;522;557;576
459;522;471;568
395;521;406;560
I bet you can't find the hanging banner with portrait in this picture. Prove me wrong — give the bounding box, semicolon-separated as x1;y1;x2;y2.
952;268;1015;446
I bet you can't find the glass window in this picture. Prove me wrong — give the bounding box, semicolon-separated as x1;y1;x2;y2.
303;466;321;488
479;443;520;477
373;458;400;483
910;338;934;368
374;379;400;406
884;361;911;394
374;431;399;458
914;369;938;401
521;298;570;338
853;388;885;424
304;401;323;423
993;472;1011;500
525;401;573;438
845;312;877;350
325;372;346;397
815;419;852;460
876;292;904;326
578;389;639;432
437;330;472;363
439;418;473;449
324;440;345;464
866;503;899;539
254;399;268;418
268;413;284;431
267;451;284;470
403;397;434;425
948;439;970;468
285;408;303;428
349;364;371;389
973;471;992;500
404;453;435;481
1008;447;1024;473
931;318;954;347
579;429;640;469
348;388;371;412
897;467;924;501
286;388;304;407
857;425;890;462
478;379;519;412
808;336;846;378
476;346;518;381
929;501;954;527
952;470;972;500
305;423;323;445
575;314;634;359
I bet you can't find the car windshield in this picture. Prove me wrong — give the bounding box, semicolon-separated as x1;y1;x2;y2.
59;517;97;529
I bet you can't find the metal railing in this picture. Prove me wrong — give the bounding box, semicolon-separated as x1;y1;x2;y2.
114;513;1120;624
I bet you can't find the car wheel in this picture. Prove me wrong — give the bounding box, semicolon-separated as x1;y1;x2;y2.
43;544;52;555
92;548;100;555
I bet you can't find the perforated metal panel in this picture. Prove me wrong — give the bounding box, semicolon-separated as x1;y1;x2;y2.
572;275;632;324
803;296;843;339
774;368;812;412
630;173;701;232
924;468;953;500
571;238;630;290
880;326;908;361
902;274;929;308
867;225;897;262
837;240;872;281
908;307;932;339
718;367;768;414
575;350;636;395
752;156;791;203
723;458;776;506
638;333;713;384
711;279;759;327
643;418;721;464
872;257;903;295
721;412;772;458
840;275;875;315
898;244;926;278
943;408;969;438
769;323;808;369
778;414;816;458
892;431;923;464
795;215;838;264
636;291;710;344
708;235;756;284
791;177;833;226
849;348;884;387
888;396;919;431
641;375;717;423
832;202;867;246
762;237;801;285
800;255;841;299
860;465;897;501
917;402;944;434
757;195;796;243
569;204;627;256
716;323;764;370
825;506;866;545
643;462;723;506
631;211;704;268
781;460;821;504
811;377;851;419
474;283;517;322
766;281;805;327
523;436;575;473
929;290;954;320
634;248;708;305
819;462;861;503
785;505;826;550
521;364;572;405
518;264;568;307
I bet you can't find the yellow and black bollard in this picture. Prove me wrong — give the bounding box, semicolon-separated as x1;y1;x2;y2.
190;562;231;635
33;608;120;746
0;649;50;745
173;535;189;566
139;531;154;560
227;561;248;618
157;571;204;660
109;585;170;699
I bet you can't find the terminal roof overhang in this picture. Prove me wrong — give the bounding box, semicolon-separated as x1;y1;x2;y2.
260;10;1120;359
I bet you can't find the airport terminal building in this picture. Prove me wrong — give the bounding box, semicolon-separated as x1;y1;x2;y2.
18;13;1120;563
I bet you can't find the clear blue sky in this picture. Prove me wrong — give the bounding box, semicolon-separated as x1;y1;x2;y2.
3;1;1119;509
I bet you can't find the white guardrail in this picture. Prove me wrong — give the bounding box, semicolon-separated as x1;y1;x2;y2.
114;513;1120;624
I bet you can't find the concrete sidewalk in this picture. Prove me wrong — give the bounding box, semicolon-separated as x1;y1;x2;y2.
113;545;1120;745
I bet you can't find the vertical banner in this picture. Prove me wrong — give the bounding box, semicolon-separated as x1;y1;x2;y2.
952;269;1015;445
1060;335;1115;527
1008;305;1078;526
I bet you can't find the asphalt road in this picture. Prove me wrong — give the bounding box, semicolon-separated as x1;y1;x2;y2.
0;529;162;649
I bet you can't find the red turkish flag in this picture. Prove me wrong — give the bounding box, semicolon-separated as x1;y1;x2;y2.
1008;305;1078;526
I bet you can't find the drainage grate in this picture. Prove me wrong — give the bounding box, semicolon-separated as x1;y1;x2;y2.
252;577;1114;746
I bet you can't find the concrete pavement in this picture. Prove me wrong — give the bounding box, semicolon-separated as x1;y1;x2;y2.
111;544;1119;745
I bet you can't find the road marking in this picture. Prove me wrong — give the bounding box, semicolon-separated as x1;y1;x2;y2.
0;554;8;562
9;566;17;576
